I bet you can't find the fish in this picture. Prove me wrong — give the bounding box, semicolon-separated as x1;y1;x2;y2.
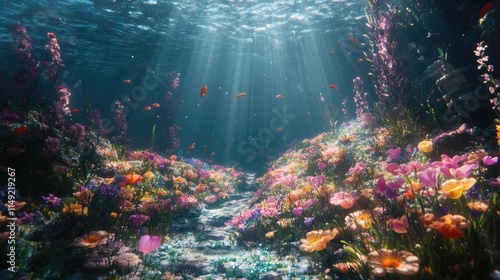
47;32;56;38
331;50;335;55
151;103;160;108
350;37;356;43
124;79;131;83
144;106;152;111
12;126;29;136
479;2;494;19
71;109;80;114
200;85;207;97
276;94;284;99
329;84;338;90
234;92;247;99
56;85;65;90
357;58;363;63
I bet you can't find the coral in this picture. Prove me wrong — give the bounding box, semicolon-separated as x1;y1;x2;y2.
43;136;61;159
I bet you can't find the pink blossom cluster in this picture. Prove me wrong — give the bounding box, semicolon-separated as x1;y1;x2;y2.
474;42;500;109
45;32;64;81
11;22;41;82
352;77;369;120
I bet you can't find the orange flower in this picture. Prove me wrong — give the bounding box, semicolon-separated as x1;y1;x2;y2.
124;172;142;184
265;231;275;239
72;230;109;248
299;228;339;252
63;203;88;216
428;214;470;239
419;213;436;227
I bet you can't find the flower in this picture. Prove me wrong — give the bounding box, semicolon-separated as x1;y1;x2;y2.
63;203;88;216
367;248;419;277
317;162;326;170
439;178;477;199
124;172;142;184
143;171;155;181
304;217;314;227
42;194;62;207
389;215;409;234
265;231;275;238
72;230;109;248
129;214;150;226
137;235;162;254
417;140;433;153
330;191;359;209
482;156;498;166
299;228;339;252
428;214;470;239
293;207;303;216
346;209;379;230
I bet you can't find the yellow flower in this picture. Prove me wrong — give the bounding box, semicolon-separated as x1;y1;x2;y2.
417;140;433;153
63;203;88;216
439;178;477;199
265;231;275;239
367;248;420;277
143;171;155;182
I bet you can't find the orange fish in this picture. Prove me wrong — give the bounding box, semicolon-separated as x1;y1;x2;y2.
71;109;80;114
151;103;160;108
124;79;131;83
276;94;284;99
144;106;152;111
188;143;196;150
200;85;207;97
357;58;363;63
47;32;56;38
124;172;143;184
12;126;29;136
234;92;246;99
350;37;356;43
329;84;338;90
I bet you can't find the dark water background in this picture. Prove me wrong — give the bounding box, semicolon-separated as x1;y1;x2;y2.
2;0;377;171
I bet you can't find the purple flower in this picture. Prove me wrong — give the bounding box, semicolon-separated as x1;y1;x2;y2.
373;177;401;199
482;156;498;166
317;162;326;170
42;194;62;207
18;211;35;225
129;214;150;227
418;169;437;187
304;217;314;227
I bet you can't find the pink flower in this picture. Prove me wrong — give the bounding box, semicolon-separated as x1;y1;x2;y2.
389;215;409;233
293;207;303;216
483;156;498;166
330;191;360;209
137;235;162;254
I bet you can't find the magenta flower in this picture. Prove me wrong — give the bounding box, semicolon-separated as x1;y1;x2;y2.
293;207;303;216
387;147;401;160
389;215;409;234
318;162;326;170
418;169;437;187
482;156;498;166
137;235;162;254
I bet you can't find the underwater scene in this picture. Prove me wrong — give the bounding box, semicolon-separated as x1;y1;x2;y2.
1;0;500;279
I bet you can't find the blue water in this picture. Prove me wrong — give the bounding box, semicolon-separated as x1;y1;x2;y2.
0;0;368;170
